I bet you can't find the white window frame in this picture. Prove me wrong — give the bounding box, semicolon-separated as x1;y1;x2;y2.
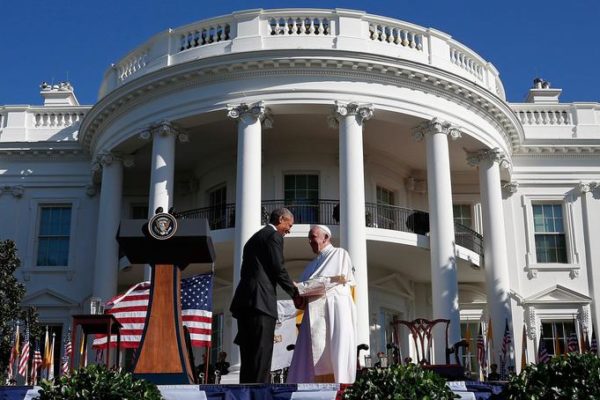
452;194;482;234
23;198;79;280
521;194;580;278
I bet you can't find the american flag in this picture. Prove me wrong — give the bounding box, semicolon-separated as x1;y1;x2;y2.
61;329;72;375
567;331;579;353
476;324;485;369
93;273;213;348
18;325;30;377
500;319;512;379
31;340;43;384
501;319;512;356
590;330;598;354
537;334;551;364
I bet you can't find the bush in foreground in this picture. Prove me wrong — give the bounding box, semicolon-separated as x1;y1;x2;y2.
504;352;600;399
343;363;458;400
36;364;163;400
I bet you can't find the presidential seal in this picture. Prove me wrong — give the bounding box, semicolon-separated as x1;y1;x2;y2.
148;212;178;240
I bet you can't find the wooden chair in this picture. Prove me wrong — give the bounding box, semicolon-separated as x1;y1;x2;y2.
391;317;466;379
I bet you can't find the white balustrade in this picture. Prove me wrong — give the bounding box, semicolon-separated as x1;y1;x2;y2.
117;49;149;82
367;22;423;50
268;16;330;36
179;23;231;51
33;111;86;128
449;46;484;81
514;108;572;126
97;9;503;98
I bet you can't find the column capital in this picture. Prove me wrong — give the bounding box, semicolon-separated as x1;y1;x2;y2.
139;121;189;142
332;101;374;126
578;181;598;194
153;120;179;137
227;101;273;128
466;148;510;169
0;185;25;198
85;184;98;197
95;152;135;168
502;181;519;195
412;118;462;142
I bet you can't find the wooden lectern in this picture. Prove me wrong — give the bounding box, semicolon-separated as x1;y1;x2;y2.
117;216;215;384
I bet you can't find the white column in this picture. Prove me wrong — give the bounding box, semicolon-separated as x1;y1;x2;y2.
227;101;267;375
145;121;178;280
335;101;373;358
579;182;600;352
92;153;124;302
414;118;461;362
468;148;513;361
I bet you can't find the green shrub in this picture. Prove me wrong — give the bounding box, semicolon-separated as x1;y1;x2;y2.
343;363;458;400
35;364;163;400
504;352;600;399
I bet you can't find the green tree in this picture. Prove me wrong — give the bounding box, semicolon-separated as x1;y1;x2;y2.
0;239;26;382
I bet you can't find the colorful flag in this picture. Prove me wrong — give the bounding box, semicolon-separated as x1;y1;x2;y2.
553;325;562;356
42;327;51;369
476;323;485;380
31;340;43;385
8;324;20;380
18;324;30;378
93;273;213;348
537;333;551;364
486;317;495;368
47;333;55;380
590;330;598;354
567;331;579;353
520;325;528;370
61;329;72;375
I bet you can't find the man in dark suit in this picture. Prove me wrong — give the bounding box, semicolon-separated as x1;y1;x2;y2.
230;207;298;383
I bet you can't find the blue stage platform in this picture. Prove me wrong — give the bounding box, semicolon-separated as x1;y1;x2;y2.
0;382;505;400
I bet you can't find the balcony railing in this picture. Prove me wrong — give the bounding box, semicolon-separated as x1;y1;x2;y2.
98;9;504;98
177;199;483;257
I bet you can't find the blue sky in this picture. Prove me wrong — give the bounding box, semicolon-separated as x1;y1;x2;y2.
1;0;598;106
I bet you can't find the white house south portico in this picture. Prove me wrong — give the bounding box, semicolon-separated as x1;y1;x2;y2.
3;8;600;382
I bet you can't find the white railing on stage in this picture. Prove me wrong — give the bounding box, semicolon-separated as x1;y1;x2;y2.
98;8;505;99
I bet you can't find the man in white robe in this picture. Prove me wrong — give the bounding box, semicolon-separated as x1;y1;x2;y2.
287;225;357;384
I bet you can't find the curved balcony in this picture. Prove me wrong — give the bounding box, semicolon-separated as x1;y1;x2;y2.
177;199;483;257
98;8;504;99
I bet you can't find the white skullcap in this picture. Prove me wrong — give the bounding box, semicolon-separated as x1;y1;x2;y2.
314;224;332;238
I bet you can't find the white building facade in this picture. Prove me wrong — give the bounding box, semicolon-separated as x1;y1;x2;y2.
1;8;600;376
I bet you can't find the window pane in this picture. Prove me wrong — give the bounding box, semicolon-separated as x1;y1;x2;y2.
37;206;71;266
453;205;472;228
534;203;567;263
284;175;319;223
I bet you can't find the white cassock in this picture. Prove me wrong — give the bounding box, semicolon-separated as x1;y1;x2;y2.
287;244;357;384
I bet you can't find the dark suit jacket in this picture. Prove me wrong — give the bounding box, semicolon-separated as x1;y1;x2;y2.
230;225;296;319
